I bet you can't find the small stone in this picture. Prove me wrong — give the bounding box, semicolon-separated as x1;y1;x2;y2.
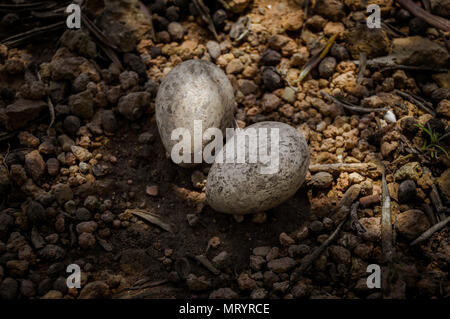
282;87;296;104
250;288;268;299
46;158;60;176
288;244;310;257
118;92;151;121
279;232;295;246
318;57;337;78
26;201;46;225
226;59;244;74
101;110;117;133
39;245;65;261
64;115;81;136
206;41;221;59
25;150;46;181
359;217;381;242
394;162;422;181
168;22;184;41
250;255;266;271
186;274;211;291
261;93;281;112
237;273;258;291
78;232;96;249
69;90;94;119
6;260;29;277
53;183;73;204
309;220;324;233
79;281;110;299
76;221;98;234
437;168;450;201
210;287;238;299
262;67;283;91
397;210;430;241
71;146;92;162
267;257;296;273
253;246;271;257
261;49;281;66
0;278;18;299
146;185;159;196
398;180;417;203
212;251;230;270
191;171;206;189
349;172;364;184
138;132;154;145
309;172;333;188
328;245;351;265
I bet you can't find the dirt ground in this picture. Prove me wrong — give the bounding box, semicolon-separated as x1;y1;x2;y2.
0;0;449;299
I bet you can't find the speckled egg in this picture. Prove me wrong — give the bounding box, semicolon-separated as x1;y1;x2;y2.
155;59;234;166
206;121;310;215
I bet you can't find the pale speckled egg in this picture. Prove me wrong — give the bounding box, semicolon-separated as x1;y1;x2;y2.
206;121;310;215
155;59;234;166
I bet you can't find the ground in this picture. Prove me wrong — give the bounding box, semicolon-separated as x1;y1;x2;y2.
0;0;449;299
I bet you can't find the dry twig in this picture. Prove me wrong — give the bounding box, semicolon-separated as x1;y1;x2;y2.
397;0;450;31
291;214;349;284
410;216;450;246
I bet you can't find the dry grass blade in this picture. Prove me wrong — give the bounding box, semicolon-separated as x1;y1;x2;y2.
188;254;221;275
81;15;119;51
321;91;388;113
394;89;436;117
296;34;337;83
193;0;219;41
127;209;173;233
350;202;366;233
430;184;445;221
381;165;394;263
139;1;156;41
1;21;65;46
309;162;381;176
397;0;450;31
410;216;450;246
291;214;348;285
357;52;367;84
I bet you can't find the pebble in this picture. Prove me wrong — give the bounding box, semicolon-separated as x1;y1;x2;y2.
279;232;295;246
267;257;296;273
118;92;151;121
226;58;244;74
168;22;184;41
101;110;117;133
52;183;73;204
309;172;333;189
398;180;417;203
79;281;111;299
206;41;221;60
210;288;238;299
46;158;60;176
0;278;18;299
318;56;337;78
71;146;92;162
69;90;94;119
282;87;296;104
186;274;211;291
261;49;281;66
212;251;230;270
397;210;430;241
261;93;281;112
26;201;46;225
25;150;46;181
262;67;283;91
78;232;96;249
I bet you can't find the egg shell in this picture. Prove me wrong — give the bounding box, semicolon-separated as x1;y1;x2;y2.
206;121;310;215
155;59;234;165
